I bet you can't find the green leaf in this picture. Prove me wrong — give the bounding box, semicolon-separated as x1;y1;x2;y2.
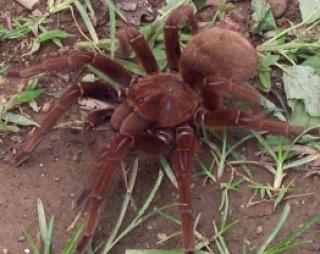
2;112;40;126
298;0;320;23
153;47;167;71
16;88;45;104
258;53;279;90
251;0;277;33
35;29;70;43
193;0;207;9
302;55;320;74
0;123;20;132
0;65;7;75
283;65;320;117
4;25;31;39
74;0;99;43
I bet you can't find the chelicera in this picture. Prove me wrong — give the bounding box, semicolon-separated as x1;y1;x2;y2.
8;4;320;254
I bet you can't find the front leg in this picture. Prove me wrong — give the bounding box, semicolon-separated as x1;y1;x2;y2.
164;5;198;71
15;81;120;166
76;134;133;254
171;125;198;254
7;51;133;86
124;26;159;74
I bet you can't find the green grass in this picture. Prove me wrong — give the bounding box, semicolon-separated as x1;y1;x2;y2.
0;78;44;132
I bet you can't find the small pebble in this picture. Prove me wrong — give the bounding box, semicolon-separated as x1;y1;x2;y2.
256;225;263;234
39;163;44;167
264;30;277;39
157;233;167;240
42;102;51;112
53;177;61;182
3;248;8;254
72;153;79;161
17;236;26;242
24;249;30;254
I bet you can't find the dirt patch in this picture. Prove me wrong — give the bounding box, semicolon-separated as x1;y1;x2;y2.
1;0;320;254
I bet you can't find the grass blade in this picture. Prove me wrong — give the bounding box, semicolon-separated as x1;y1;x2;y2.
74;0;99;43
103;0;117;59
104;158;139;249
36;29;70;43
256;204;291;254
160;156;178;188
265;213;320;253
62;222;85;254
126;250;209;254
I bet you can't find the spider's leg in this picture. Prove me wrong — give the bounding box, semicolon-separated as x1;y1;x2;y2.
76;134;133;254
77;128;173;213
77;111;154;253
171;125;197;254
83;108;115;160
202;90;225;111
203;109;320;136
164;5;198;72
15;81;120;166
204;76;262;111
124;25;159;74
7;51;133;86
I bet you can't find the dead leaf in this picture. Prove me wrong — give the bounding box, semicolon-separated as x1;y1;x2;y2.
14;0;40;10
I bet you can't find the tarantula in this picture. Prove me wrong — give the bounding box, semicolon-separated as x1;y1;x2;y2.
8;4;319;254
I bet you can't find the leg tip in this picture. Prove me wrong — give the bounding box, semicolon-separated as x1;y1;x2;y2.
6;70;21;78
76;236;91;254
14;151;30;167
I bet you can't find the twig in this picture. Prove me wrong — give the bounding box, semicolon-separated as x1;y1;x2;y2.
67;210;83;232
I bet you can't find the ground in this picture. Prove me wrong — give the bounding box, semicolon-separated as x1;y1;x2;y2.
1;0;320;253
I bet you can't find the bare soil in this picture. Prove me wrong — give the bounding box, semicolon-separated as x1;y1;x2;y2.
1;0;320;254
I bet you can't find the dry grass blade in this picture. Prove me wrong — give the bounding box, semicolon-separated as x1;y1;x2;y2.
74;0;99;43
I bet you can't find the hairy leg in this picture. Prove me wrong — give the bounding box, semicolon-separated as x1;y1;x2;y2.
204;109;320;136
164;5;198;71
15;81;120;166
124;26;159;74
76;134;133;254
171;125;198;254
7;51;133;86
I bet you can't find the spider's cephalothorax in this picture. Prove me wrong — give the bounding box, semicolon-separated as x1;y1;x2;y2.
127;73;200;127
8;4;320;254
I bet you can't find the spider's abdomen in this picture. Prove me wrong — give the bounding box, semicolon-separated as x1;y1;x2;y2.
180;27;259;86
127;73;200;127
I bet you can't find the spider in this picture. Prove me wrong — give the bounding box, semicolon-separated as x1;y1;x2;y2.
8;4;319;254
